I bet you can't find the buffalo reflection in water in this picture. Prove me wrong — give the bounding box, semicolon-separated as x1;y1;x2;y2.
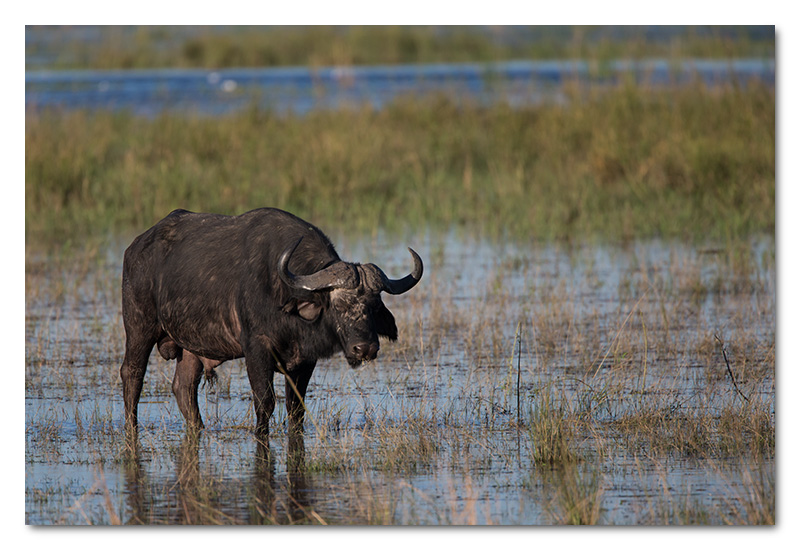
122;431;316;525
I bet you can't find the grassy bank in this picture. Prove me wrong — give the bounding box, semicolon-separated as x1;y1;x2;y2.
26;26;775;71
25;82;774;248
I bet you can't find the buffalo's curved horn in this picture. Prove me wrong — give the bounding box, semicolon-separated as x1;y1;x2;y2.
382;248;424;295
278;238;360;291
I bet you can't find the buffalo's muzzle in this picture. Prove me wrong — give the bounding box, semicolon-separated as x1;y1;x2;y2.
352;342;379;363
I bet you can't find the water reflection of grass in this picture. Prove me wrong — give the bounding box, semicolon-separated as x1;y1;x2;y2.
26;83;773;248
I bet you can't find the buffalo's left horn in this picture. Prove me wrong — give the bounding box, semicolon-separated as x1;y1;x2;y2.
382;248;424;295
278;238;359;291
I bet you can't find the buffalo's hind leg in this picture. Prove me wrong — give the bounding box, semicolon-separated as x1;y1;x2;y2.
172;349;205;430
121;268;160;433
121;333;157;432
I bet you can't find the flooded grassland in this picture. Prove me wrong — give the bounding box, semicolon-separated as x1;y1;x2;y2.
25;233;775;525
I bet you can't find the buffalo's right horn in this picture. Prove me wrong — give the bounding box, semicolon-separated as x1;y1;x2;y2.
278;238;360;291
382;248;424;295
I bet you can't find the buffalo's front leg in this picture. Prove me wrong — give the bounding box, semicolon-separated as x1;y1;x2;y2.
285;362;316;432
245;343;277;438
172;349;205;429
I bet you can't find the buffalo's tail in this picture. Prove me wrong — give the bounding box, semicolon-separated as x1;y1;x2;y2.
203;366;218;389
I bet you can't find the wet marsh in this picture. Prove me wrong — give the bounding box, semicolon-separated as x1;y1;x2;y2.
25;233;774;524
24;26;775;525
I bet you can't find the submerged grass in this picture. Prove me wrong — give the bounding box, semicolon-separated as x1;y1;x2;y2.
25;233;775;524
26;82;774;249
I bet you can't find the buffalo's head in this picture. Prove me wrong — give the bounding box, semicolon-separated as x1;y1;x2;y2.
279;239;423;367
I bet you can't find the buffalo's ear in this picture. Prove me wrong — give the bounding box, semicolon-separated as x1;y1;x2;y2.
283;299;324;322
375;302;398;340
297;301;323;322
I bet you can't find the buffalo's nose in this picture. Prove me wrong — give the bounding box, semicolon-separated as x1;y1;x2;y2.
352;342;379;362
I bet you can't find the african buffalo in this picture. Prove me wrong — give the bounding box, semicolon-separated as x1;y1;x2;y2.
120;208;423;437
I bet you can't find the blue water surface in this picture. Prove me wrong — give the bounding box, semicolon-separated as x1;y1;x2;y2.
25;59;775;117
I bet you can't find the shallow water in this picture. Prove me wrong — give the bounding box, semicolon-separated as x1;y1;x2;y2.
25;233;775;524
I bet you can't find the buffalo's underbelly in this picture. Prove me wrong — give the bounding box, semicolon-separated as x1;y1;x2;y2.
175;334;244;361
164;329;243;361
158;305;244;361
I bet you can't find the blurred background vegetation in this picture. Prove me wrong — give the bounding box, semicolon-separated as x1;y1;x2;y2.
26;25;775;70
25;26;775;250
